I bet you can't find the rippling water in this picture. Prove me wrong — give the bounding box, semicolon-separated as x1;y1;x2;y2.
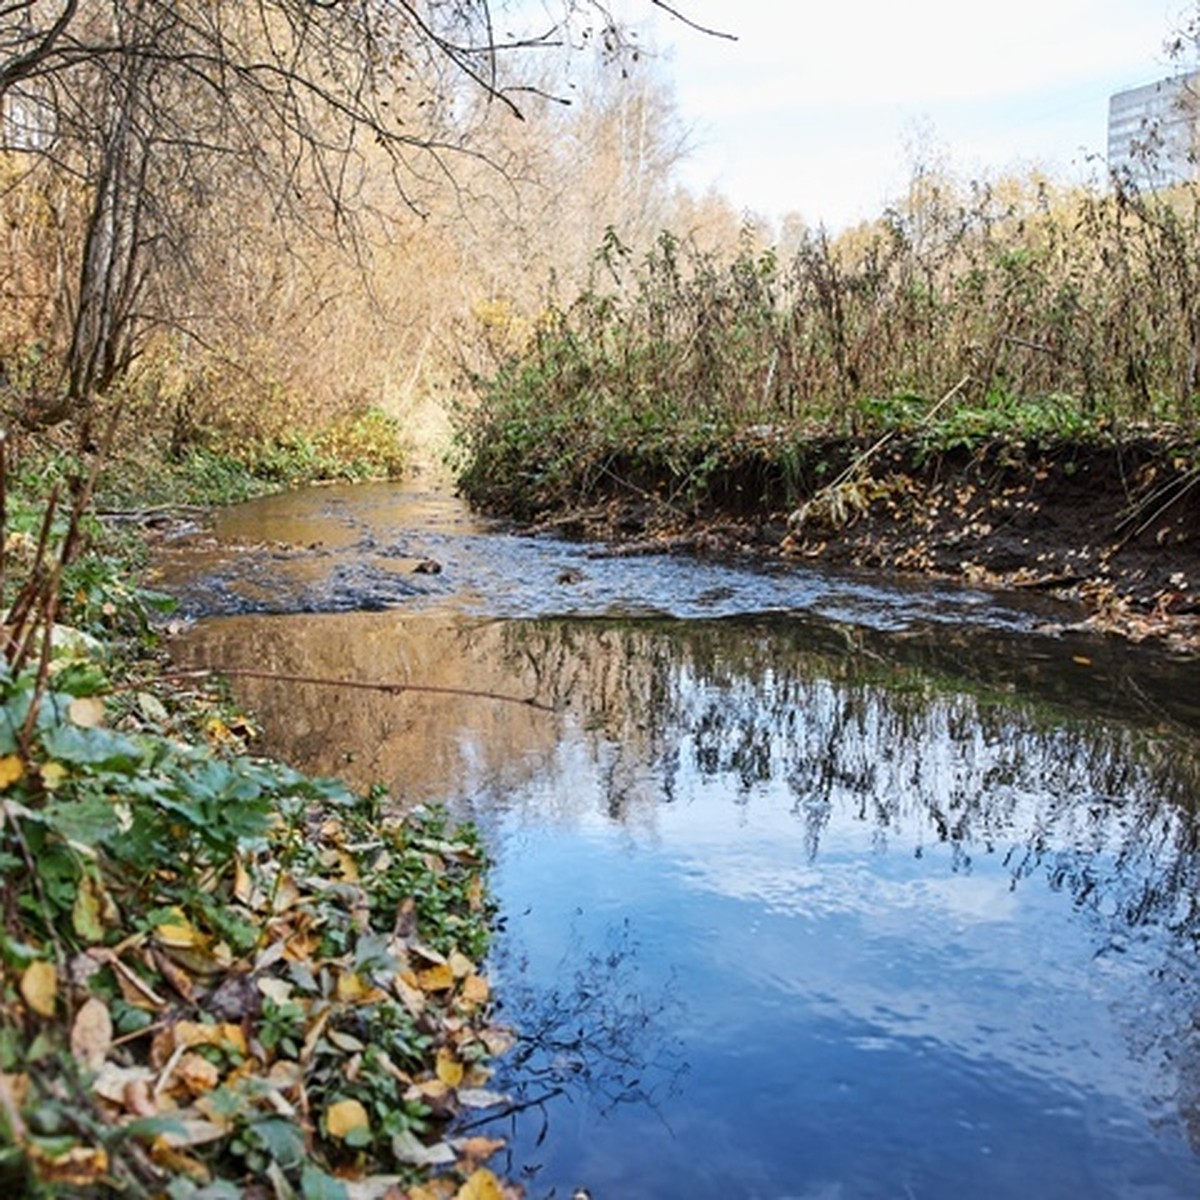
157;483;1200;1199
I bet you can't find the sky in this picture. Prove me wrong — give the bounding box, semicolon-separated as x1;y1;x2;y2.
605;0;1194;229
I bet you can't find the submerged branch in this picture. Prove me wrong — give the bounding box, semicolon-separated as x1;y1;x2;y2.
148;668;558;712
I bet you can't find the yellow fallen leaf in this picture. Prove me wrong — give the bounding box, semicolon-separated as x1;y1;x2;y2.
461;974;490;1006
203;716;232;744
39;761;68;791
335;848;360;883
68;696;105;728
394;971;426;1017
173;1020;248;1057
70;997;113;1072
455;1168;504;1200
154;911;209;950
454;1136;506;1167
336;971;368;1002
448;951;474;979
72;874;108;943
148;1140;212;1182
0;754;24;789
416;963;455;993
172;1052;221;1097
326;1097;370;1140
28;1144;109;1187
20;960;57;1017
436;1047;464;1088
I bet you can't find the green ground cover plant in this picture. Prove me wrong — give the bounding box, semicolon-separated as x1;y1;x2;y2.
0;441;518;1199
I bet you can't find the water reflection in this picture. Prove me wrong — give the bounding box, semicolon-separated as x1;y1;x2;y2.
172;606;1200;1196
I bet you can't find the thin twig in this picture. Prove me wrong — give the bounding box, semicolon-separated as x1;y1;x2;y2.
648;1;737;40
454;1086;567;1132
142;668;559;713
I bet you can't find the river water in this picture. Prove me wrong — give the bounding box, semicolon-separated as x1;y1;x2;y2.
155;481;1200;1200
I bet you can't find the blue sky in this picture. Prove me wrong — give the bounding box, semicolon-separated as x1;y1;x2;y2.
610;0;1191;227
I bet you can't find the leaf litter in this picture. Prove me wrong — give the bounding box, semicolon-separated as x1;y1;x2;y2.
0;633;522;1199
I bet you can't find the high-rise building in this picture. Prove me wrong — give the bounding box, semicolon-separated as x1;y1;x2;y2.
1107;73;1200;189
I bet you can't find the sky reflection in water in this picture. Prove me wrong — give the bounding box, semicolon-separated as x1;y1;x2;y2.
459;624;1200;1200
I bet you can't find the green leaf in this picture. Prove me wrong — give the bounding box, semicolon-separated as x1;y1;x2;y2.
300;1165;350;1200
122;1114;189;1141
40;722;141;768
250;1116;306;1169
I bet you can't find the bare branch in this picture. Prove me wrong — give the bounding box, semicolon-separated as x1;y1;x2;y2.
648;0;736;41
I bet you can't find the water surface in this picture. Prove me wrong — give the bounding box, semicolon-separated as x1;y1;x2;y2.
158;483;1200;1199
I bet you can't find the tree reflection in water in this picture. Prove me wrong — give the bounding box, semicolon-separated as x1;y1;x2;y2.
474;615;1200;1161
472;917;689;1188
176;606;1200;1188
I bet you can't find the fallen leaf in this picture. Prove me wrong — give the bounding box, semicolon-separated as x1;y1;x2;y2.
20;960;57;1017
452;1135;506;1167
416;963;455;993
272;872;303;913
325;1097;370;1140
391;1127;456;1167
152;1117;230;1148
0;754;24;789
256;975;294;1005
476;1027;515;1057
234;856;255;904
172;1052;221;1097
448;951;474;979
152;948;198;1002
148;1140;211;1182
456;1089;509;1110
70;997;113;1071
173;1020;248;1057
336;971;369;1002
112;968;163;1011
39;761;68;791
460;974;490;1006
68;696;105;728
154;910;209;950
435;1047;464;1088
455;1169;504;1200
394;972;426;1016
27;1144;109;1187
72;875;109;943
92;1062;155;1107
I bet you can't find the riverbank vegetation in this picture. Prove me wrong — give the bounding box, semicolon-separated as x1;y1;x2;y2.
452;173;1200;644
0;453;520;1198
3;0;1200;1189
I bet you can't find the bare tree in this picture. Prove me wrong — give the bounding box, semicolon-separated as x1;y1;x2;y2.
0;1;721;420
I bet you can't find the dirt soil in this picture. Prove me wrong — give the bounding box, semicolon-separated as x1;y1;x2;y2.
529;436;1200;655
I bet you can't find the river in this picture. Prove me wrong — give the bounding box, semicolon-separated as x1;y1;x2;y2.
154;480;1200;1200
